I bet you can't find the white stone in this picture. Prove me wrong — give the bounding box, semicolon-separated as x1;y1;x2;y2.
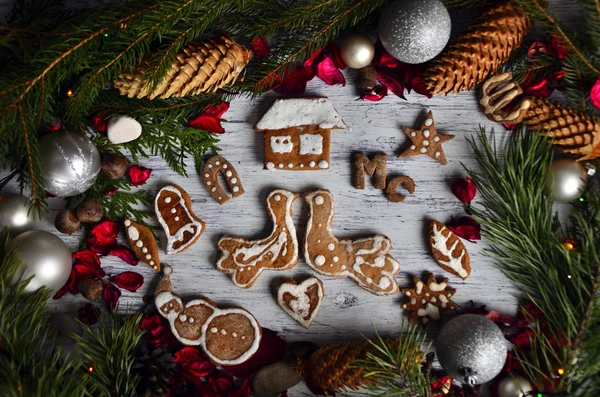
107;116;142;144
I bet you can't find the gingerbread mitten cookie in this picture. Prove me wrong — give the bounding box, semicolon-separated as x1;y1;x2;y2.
124;218;160;271
155;184;205;254
154;266;262;365
217;189;299;288
277;277;324;328
429;219;471;280
303;189;401;296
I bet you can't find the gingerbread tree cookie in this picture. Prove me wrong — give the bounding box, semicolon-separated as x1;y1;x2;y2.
398;111;454;165
401;274;457;325
429;219;471;280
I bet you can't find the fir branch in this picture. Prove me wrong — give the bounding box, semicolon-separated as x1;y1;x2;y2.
442;0;490;9
563;55;590;113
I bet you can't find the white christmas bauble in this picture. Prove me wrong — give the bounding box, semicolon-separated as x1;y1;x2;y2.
379;0;451;64
0;194;35;236
497;375;533;397
107;116;142;144
39;130;101;197
10;230;72;294
546;158;587;203
340;34;375;69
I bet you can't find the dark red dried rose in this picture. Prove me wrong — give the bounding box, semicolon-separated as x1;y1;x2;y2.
110;271;143;292
103;283;121;313
250;36;269;60
226;328;286;378
274;65;316;94
376;69;405;100
189;102;230;134
140;314;163;331
128;164;152;186
447;216;481;242
316;55;345;86
451;177;477;204
91;116;108;134
550;35;568;60
174;346;216;378
107;245;139;265
78;303;101;325
89;218;120;245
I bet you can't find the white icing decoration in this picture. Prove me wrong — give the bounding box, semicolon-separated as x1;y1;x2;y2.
417;303;440;320
142;247;148;253
429;280;448;292
179;314;187;321
299;134;323;155
215;161;220;166
255;98;346;130
189;317;195;323
211;187;217;192
210;327;218;333
300;164;304;168
175;216;180;221
274;194;281;201
226;170;232;177
266;162;275;170
341;265;346;270
124;219;131;227
423;130;430;138
314;255;326;266
127;226;139;241
270;135;293;154
318;160;328;169
149;260;154;265
278;163;283;168
206;181;211;186
314;196;324;205
416;281;423;294
231;177;238;184
223;164;227;169
309;161;316;167
333;256;339;262
233;186;239;193
277;277;323;328
423;140;429;146
410;145;416;150
146;254;151;260
220;329;227;335
435;151;441;157
431;223;468;278
410;131;416;137
327;243;335;251
241;336;246;340
170;208;177;213
424;118;433;126
420;147;427;153
433;136;440;142
232;332;238;338
287;163;293;168
136;240;143;247
204;173;210;178
208;164;212;168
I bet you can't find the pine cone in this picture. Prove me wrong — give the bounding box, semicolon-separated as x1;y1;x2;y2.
523;96;600;160
135;345;176;397
114;36;251;99
422;2;531;95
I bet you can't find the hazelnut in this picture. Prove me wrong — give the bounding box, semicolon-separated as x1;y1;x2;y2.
101;153;128;179
76;198;103;223
55;210;80;235
77;278;103;301
356;65;378;93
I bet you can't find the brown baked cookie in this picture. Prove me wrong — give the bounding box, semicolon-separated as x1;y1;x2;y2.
353;152;387;190
401;274;458;325
385;175;415;203
124;218;160;271
154;266;262;366
397;111;454;165
429;219;471;280
202;155;245;205
155;184;205;254
304;189;400;296
254;97;346;171
277;277;324;328
217;189;299;288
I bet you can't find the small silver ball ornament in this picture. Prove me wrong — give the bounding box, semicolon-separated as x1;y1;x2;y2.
10;230;72;294
436;314;507;385
497;375;533;397
379;0;451;64
546;158;587;203
39;130;101;197
340;34;375;69
0;194;35;236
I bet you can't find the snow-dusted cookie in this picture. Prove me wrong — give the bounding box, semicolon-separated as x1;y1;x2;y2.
217;189;299;288
429;219;471;280
304;189;401;296
277;277;324;328
155;184;205;254
124;218;160;271
202;155;245;205
154;266;262;366
401;274;458;325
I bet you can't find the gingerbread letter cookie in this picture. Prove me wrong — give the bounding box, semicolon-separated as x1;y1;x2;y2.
353;152;387;190
385;175;415;203
216;189;299;288
254;97;346;171
155;184;205;254
398;111;454;165
304;189;401;296
154;266;262;366
401;273;458;325
277;277;324;328
124;218;160;271
429;219;471;280
202;155;245;205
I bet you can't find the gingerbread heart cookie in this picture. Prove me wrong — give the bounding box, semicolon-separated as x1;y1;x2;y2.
124;218;160;271
154;266;262;366
429;219;471;280
155;184;205;254
277;277;324;328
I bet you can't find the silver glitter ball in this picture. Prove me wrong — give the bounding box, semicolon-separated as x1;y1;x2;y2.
0;194;35;236
436;314;507;385
39;130;101;197
545;158;587;203
379;0;451;64
10;230;72;294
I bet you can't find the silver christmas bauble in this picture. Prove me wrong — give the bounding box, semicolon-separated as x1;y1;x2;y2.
340;34;375;69
10;230;72;294
0;194;35;236
436;314;507;385
497;375;533;397
39;130;101;197
546;158;587;203
378;0;451;64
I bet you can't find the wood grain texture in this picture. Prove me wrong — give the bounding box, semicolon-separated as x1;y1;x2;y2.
0;1;578;395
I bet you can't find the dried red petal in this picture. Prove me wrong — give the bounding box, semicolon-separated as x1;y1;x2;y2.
89;218;120;245
110;271;143;292
46;119;62;132
522;78;553;98
502;123;517;130
91;116;108;134
229;378;251;397
303;47;324;68
128;164;152;186
550;35;568;60
447;216;481;242
485;310;515;328
324;42;346;69
175;346;216;378
316;55;345;86
147;324;177;347
377;70;405;99
73;262;105;280
189;102;230;134
78;303;100;325
274;65;316;94
451;177;477;204
591;77;600;109
211;370;235;393
250;36;270;60
361;85;388;101
108;245;139;265
72;248;101;267
510;329;535;347
103;283;121;313
225;328;286;378
53;284;70;299
372;45;399;69
140;314;163;331
103;186;118;197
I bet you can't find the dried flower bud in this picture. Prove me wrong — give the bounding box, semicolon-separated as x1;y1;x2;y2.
76;198;103;223
356;65;378;93
101;153;128;179
77;278;104;301
55;210;80;235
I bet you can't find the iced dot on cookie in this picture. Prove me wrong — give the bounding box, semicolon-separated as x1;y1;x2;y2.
433;136;440;142
318;160;328;169
435;151;441;157
341;265;346;270
309;161;316;167
189;317;194;323
232;332;238;338
226;171;232;177
410;131;416;137
405;291;411;296
204;173;210;178
366;277;372;283
241;336;246;340
211;187;217;192
206;181;212;186
231;177;237;184
146;254;151;260
215;161;220;166
175;216;180;221
210;327;218;333
233;186;239;193
169;302;174;308
150;260;154;266
278;163;284;168
314;195;324;205
333;256;339;262
314;255;326;266
327;243;335;251
266;162;275;170
329;264;333;267
274;194;281;201
208;164;213;168
420;147;427;153
288;163;293;168
170;208;176;214
423;130;430;138
124;220;131;226
223;164;228;169
410;145;416;150
142;247;148;253
423;140;430;146
179;314;187;321
220;329;227;335
136;240;143;247
424;118;433;126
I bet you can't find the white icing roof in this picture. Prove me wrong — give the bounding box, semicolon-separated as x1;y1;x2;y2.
254;97;346;131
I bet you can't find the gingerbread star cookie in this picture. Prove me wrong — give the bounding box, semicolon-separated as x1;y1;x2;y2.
397;111;454;165
401;274;458;325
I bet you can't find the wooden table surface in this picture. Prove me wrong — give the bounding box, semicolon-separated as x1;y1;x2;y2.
0;1;580;395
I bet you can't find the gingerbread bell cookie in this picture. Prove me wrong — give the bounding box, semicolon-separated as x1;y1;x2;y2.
254;97;346;171
154;266;262;366
304;189;401;296
277;277;324;328
155;184;205;254
216;189;299;288
401;274;458;325
398;111;454;165
429;219;471;280
202;155;245;205
124;218;160;271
